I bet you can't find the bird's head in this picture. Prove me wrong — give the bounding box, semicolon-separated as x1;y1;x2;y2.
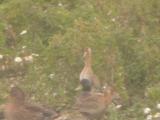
83;48;92;59
83;48;92;65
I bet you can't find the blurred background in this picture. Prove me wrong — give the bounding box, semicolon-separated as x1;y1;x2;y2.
0;0;160;119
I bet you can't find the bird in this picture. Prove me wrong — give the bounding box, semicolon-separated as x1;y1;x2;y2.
79;48;101;91
4;86;59;120
74;85;120;120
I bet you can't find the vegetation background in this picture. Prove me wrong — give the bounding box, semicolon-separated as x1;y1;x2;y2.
0;0;160;119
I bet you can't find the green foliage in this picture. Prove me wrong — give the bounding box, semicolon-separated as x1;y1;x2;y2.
0;0;160;119
146;84;160;103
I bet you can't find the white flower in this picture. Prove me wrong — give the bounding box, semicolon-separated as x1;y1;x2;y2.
0;54;3;59
156;103;160;109
22;46;27;49
14;57;23;63
154;113;160;118
116;104;122;109
144;107;151;115
24;55;33;62
146;115;152;120
103;86;107;89
32;53;39;57
58;2;63;7
111;18;116;22
75;86;82;91
20;30;27;35
49;74;55;79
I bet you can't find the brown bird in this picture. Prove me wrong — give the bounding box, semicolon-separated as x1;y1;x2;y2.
4;86;58;120
80;48;101;91
74;85;120;120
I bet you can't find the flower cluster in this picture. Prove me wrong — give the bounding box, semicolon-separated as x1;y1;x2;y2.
143;103;160;120
0;50;39;71
12;53;39;63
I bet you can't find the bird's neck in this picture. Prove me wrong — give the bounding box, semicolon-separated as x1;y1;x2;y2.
84;55;92;68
